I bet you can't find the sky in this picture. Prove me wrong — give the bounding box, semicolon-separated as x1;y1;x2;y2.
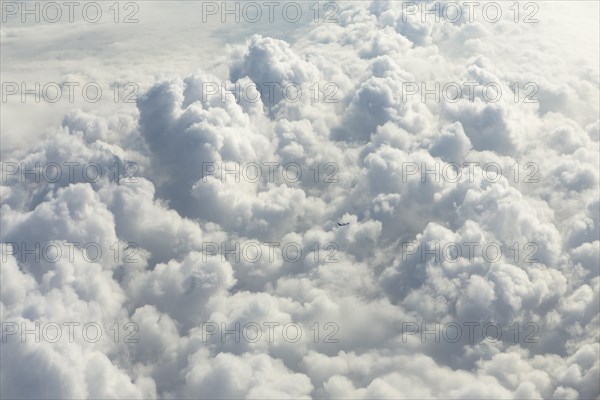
1;1;599;399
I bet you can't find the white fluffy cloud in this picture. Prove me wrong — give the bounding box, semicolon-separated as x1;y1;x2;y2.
1;1;598;399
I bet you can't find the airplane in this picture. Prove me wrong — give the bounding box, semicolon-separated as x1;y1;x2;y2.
337;222;350;226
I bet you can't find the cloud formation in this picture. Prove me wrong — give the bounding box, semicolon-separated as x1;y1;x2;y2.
1;1;598;399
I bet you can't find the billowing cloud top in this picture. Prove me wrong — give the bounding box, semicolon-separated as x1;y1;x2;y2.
1;1;598;399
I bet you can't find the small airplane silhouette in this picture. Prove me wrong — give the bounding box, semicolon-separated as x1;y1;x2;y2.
337;222;350;226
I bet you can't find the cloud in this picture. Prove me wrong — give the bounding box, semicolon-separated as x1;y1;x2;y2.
1;1;598;399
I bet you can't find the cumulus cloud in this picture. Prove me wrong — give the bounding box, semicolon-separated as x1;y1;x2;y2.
1;1;598;399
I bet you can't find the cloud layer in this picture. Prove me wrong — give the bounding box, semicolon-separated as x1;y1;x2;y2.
1;1;599;399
